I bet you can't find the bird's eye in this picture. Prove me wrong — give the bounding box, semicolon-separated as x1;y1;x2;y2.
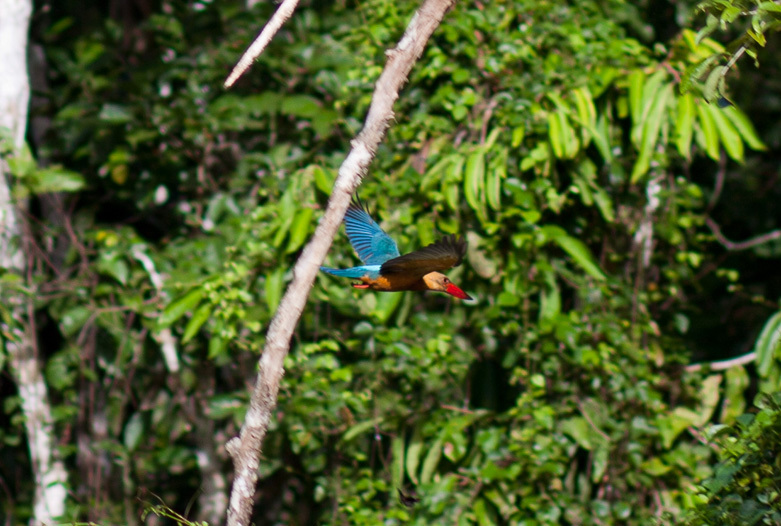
443;278;450;284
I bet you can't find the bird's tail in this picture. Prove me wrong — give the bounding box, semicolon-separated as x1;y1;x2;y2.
319;266;368;279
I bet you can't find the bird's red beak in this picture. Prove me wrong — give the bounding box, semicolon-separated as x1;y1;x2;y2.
445;283;472;300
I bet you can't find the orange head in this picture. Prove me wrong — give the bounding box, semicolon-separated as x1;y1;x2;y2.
422;272;472;300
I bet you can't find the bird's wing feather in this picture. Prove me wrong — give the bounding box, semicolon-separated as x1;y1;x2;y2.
380;235;467;278
343;200;400;265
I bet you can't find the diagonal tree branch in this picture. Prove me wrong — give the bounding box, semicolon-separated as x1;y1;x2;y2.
224;0;301;88
224;1;456;525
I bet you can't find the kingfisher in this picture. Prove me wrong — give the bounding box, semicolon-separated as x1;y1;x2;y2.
320;200;472;300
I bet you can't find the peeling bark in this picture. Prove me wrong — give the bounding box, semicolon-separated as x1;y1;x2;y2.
223;1;456;525
0;0;69;523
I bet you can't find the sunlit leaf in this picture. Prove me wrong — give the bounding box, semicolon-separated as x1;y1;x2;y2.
405;423;423;485
543;226;607;280
675;93;696;159
723;105;767;151
182;303;212;344
755;311;781;377
695;99;721;160
159;289;204;328
705;104;743;162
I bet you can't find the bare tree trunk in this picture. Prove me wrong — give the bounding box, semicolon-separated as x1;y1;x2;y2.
224;1;456;525
0;0;69;523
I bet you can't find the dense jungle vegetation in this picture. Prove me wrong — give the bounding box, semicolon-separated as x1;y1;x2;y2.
1;0;780;524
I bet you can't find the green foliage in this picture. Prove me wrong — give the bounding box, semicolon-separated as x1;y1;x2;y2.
2;0;780;524
683;0;781;102
684;393;781;525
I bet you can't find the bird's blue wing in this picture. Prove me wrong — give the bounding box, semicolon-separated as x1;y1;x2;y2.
343;201;400;265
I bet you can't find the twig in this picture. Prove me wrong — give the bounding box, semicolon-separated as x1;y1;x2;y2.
440;404;474;414
685;351;756;372
132;246;180;373
224;2;456;525
224;0;301;88
706;216;781;251
707;151;726;211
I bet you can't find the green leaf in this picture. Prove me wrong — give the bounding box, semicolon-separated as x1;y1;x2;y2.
703;66;726;103
548;109;579;159
286;207;313;254
561;417;593;450
758;1;781;13
464;150;486;217
572;86;597;146
592;445;609;482
280;95;322;118
420;437;443;484
675;93;696;159
485;148;506;212
272;213;295;248
722;106;767;151
33;167;85;193
405;423;423;485
342;418;382;443
445;155;464;211
511;125;525;147
641;457;672;476
97;252;129;285
696;100;720;160
755;311;781;377
591;112;613;163
520;142;551;171
99;103;133;124
313;166;335;194
208;334;228;359
124;412;144;451
182;302;212;344
538;267;561;323
706;104;743;162
265;267;285;312
721;365;748;423
592;186;615;223
631;69;667;146
543;227;607;280
6;143;36;177
628;69;645;129
656;407;698;449
630;84;672;183
392;433;405;489
693;374;723;426
159;289;204;328
59;306;91;337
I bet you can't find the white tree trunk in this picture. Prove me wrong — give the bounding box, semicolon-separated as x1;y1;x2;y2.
0;0;69;523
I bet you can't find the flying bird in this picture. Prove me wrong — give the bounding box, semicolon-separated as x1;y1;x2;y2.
321;200;472;300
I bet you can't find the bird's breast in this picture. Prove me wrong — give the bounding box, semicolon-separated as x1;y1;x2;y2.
363;273;425;292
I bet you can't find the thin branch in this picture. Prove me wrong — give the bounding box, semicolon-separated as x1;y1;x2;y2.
224;0;301;88
132;246;180;372
685;351;756;373
706;216;781;251
707;151;727;211
224;1;456;525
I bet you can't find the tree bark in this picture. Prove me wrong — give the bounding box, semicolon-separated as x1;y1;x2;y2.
0;0;69;523
224;1;456;525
